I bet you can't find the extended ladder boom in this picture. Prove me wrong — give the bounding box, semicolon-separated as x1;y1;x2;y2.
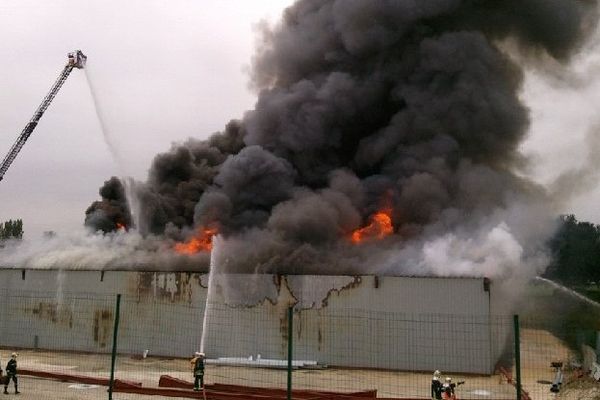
0;50;86;182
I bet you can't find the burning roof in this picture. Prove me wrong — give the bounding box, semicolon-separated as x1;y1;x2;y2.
81;0;597;276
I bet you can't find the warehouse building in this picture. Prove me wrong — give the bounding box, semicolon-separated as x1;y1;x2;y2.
0;268;510;374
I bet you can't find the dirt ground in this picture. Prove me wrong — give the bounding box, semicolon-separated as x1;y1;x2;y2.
519;328;600;400
2;328;596;400
0;351;516;400
519;328;573;400
557;377;600;400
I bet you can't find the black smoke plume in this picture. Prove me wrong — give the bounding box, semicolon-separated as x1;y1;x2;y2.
86;0;598;275
85;177;132;233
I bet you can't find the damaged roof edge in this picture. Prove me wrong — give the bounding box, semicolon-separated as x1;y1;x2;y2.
0;265;490;281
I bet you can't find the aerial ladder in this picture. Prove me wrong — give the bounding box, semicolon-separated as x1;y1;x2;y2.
0;50;87;182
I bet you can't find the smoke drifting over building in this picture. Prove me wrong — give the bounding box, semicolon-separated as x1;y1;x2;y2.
85;0;598;276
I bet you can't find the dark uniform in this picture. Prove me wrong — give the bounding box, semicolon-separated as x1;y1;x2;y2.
192;355;205;391
4;356;18;394
431;378;442;400
441;383;455;400
441;380;463;400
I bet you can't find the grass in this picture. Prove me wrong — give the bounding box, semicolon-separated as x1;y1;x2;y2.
518;280;600;351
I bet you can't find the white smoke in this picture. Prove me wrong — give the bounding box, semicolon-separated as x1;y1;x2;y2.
419;223;528;277
0;227;208;270
520;24;600;219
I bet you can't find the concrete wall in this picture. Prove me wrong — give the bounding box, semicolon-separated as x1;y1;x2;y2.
0;269;509;374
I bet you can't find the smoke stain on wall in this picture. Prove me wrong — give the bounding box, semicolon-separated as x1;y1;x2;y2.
319;276;362;308
317;315;323;351
134;272;194;303
29;302;73;328
93;309;112;348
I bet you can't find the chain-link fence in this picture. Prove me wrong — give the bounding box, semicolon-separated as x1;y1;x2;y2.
0;288;599;399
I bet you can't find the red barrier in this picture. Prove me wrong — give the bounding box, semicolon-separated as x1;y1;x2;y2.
157;375;380;399
159;374;192;389
118;385;382;400
18;369;141;387
114;386;207;398
17;369;508;400
498;367;513;384
211;382;377;397
155;376;512;400
497;367;531;400
159;375;377;398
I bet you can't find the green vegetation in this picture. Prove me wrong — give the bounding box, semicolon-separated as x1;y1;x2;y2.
0;219;24;240
572;285;600;304
546;214;600;287
540;214;600;346
520;280;600;351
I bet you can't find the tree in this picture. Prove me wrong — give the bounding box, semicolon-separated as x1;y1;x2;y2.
546;215;600;285
0;219;24;240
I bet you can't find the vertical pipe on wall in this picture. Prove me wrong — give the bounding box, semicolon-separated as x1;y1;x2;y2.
513;314;522;400
485;278;492;374
287;306;293;400
108;294;121;400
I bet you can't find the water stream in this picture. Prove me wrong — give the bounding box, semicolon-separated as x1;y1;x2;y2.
84;67;140;229
84;68;124;168
535;276;600;310
55;268;65;307
200;236;220;354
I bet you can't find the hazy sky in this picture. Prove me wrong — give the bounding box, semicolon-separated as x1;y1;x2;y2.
0;0;294;237
1;0;599;239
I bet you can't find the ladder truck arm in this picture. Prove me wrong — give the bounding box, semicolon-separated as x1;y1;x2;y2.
0;50;86;182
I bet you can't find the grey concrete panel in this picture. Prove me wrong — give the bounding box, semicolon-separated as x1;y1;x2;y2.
0;269;506;373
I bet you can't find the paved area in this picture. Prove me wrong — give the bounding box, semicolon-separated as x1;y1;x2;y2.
0;328;587;399
1;350;514;399
520;328;575;400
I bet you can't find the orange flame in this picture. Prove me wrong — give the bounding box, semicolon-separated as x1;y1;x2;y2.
175;227;217;254
116;222;127;231
351;209;393;244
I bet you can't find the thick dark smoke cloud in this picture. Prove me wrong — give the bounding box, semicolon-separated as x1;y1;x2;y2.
86;0;597;275
85;177;132;233
87;121;245;237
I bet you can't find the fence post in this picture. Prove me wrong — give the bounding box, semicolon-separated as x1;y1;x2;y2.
108;294;122;400
287;306;293;400
513;314;522;400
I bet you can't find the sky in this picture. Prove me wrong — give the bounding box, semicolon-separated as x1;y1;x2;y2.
0;0;294;238
0;0;599;239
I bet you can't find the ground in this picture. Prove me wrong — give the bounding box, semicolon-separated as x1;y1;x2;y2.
0;352;517;400
558;377;600;400
2;328;598;399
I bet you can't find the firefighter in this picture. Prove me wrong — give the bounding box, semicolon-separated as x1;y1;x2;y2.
442;377;465;400
190;352;205;391
0;354;3;385
4;353;18;395
431;370;443;400
441;377;455;400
